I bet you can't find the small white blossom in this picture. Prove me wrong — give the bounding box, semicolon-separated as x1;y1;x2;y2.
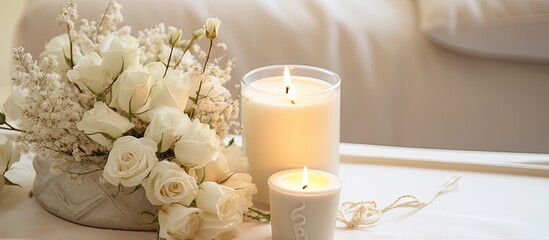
204;18;221;40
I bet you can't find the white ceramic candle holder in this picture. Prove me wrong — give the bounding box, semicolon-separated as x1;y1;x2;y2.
268;168;342;240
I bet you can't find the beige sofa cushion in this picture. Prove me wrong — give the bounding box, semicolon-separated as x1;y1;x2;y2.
418;0;549;62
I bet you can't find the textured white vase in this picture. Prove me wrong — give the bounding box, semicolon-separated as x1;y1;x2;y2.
33;156;158;230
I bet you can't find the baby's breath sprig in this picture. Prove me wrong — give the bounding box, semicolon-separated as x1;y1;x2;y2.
56;2;78;69
190;18;221;120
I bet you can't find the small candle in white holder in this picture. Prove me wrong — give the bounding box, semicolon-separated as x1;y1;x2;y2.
268;167;342;240
241;65;341;207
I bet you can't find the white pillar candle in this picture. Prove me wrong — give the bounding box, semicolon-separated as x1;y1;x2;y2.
241;65;341;207
268;167;342;240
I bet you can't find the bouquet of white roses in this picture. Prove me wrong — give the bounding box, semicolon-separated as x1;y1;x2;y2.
0;1;257;239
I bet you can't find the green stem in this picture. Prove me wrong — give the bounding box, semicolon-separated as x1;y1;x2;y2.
173;38;195;70
94;0;112;43
189;39;214;119
246;208;271;223
202;39;213;74
66;25;74;69
0;121;24;132
189;79;203;119
163;42;175;78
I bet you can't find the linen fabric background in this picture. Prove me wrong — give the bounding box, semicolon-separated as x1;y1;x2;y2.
15;0;549;153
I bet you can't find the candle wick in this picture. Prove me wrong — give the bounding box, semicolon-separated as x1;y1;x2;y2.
285;86;289;94
302;185;308;190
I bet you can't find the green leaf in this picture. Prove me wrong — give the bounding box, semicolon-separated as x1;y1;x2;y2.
189;96;197;103
156;133;164;153
0;112;5;125
4;176;22;188
118;56;125;75
63;48;72;68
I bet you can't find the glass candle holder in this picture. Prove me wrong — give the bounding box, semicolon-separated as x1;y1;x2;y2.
241;65;341;208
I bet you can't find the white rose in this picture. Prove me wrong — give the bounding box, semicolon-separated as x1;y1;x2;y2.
202;154;230;183
149;69;191;113
102;136;158;187
39;33;82;73
3;86;28;121
76;102;134;148
141;161;198;206
67;52;111;94
158;204;200;240
146;61;165;80
223;144;249;173
100;33;140;76
0;135;20;175
109;65;156;115
195;181;242;219
222;173;257;212
194;210;242;240
204;18;221;40
144;107;191;152
173;119;221;168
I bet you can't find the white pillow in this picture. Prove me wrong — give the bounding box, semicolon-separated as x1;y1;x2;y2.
417;0;549;62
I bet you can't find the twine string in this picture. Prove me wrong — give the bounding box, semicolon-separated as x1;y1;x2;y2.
337;175;462;228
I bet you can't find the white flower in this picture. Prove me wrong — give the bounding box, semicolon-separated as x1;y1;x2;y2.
158;204;200;240
149;69;191;113
100;33;141;76
102;136;158;187
144;107;191;152
76;102;134;147
204;18;221;40
195;181;241;219
202;154;230;182
223;144;249;173
169;29;182;46
0;135;20;175
141;161;198;206
194;210;242;240
39;33;82;73
3;86;28;121
109;65;156;115
192;28;205;40
173;119;221;168
222;173;257;212
66;52;111;94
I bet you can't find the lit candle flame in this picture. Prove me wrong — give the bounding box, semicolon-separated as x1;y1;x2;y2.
302;166;309;189
284;66;291;94
288;84;296;104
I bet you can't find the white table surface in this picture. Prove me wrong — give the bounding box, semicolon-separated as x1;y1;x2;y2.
1;143;549;240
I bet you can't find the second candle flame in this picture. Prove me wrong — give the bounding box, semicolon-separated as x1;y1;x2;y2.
284;66;291;93
302;166;309;189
